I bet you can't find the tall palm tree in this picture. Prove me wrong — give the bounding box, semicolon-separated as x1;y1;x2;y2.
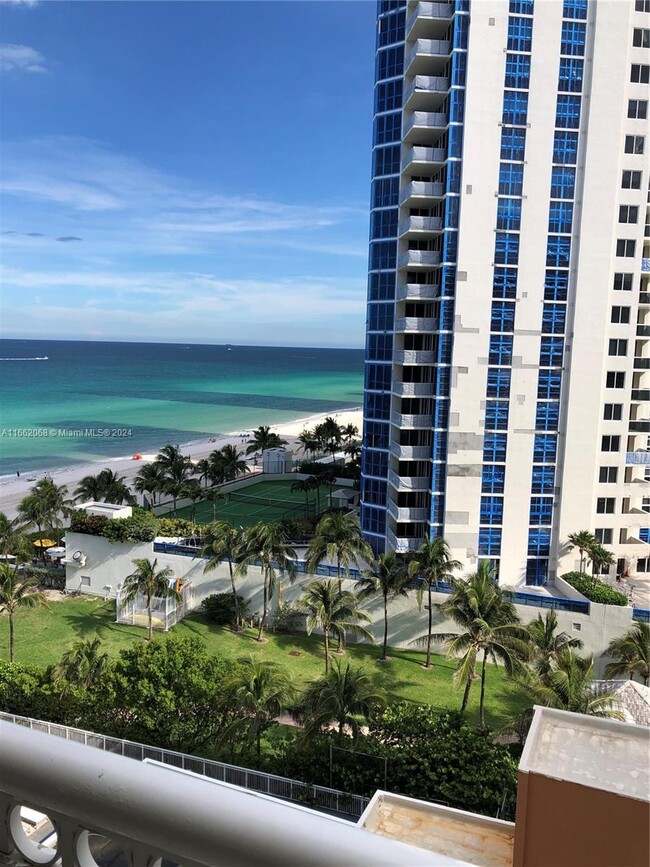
203;487;226;522
121;557;179;641
0;564;48;662
358;553;410;661
589;544;615;581
74;472;107;502
566;530;597;574
19;478;73;550
245;426;287;456
219;444;249;481
154;444;186;471
225;658;296;759
291;478;316;513
208;449;227;485
0;512;30;560
307;511;373;594
604;622;650;686
299;661;385;743
436;562;529;726
98;469;135;505
238;523;297;641
299;580;374;673
52;637;110;690
342;423;359;444
297;429;319;458
201;522;245;628
407;537;461;669
178;479;202;522
194;458;213;488
134;462;167;506
17;493;48;558
314;417;343;462
526;610;583;677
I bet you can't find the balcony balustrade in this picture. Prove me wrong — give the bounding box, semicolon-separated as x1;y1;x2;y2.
641;258;650;272
390;441;433;460
394;316;437;332
406;2;454;39
634;357;650;370
399;181;446;206
629;420;650;433
640;292;650;305
631;389;650;401
405;39;452;76
388;469;431;491
401;145;447;173
388;501;430;522
386;528;425;553
636;324;650;337
404;76;450;111
626;451;650;465
392;381;435;397
393;349;437;364
398;249;442;270
396;283;440;301
398;215;443;238
403;111;449;143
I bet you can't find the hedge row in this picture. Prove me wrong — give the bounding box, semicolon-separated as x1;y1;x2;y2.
560;572;628;606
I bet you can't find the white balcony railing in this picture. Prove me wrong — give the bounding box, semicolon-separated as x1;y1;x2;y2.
0;721;437;867
641;258;650;272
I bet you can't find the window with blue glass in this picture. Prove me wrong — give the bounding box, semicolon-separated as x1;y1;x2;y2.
509;0;534;13
531;465;555;494
367;333;393;361
528;528;551;556
453;13;469;49
374;112;401;145
535;402;560;431
432;398;449;430
361;505;387;535
377;11;405;47
498;163;524;196
361;477;388;506
365;392;391;420
369;241;396;270
537;369;562;399
562;0;587;19
478;527;502;556
495;232;520;265
368;272;395;301
364;420;390;450
450;90;465;123
378;0;406;15
530;497;553;525
546;235;572;267
362;448;389;478
375;79;403;114
370;209;398;240
550;166;576;199
553;131;579;165
431;462;445;493
439;298;454;330
483;433;507;463
368;303;394;332
480;496;504;525
500;127;526;162
373;145;400;176
504;53;531;89
452;51;467;87
365;363;392;391
482;464;506;494
497;198;522;231
548;200;574;234
639;528;650;543
502;90;529;125
376;45;404;80
489;335;514;366
446;161;463;194
490;301;516;332
432;431;448;461
433;366;451;397
438;332;454;364
493;268;518;298
430;495;445;525
487;368;512;398
533;434;557;464
544;270;569;301
507;17;533;52
485;401;509;431
558;57;584;92
445;197;460;230
372;178;399;210
555;95;582;129
443;231;458;264
541;304;567;334
560;21;586;56
540;336;564;367
526;558;548;585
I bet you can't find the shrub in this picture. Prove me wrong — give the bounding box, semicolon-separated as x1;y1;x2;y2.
156;517;207;538
272;604;305;634
69;511;109;537
561;572;628;606
295;461;357;479
102;513;159;543
200;593;248;625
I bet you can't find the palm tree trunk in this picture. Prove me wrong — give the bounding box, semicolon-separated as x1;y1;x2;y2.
479;650;488;728
257;567;268;641
324;629;330;673
9;613;14;663
228;560;240;628
382;595;389;660
336;555;344;652
460;675;472;713
148;604;153;641
256;729;262;760
425;582;433;668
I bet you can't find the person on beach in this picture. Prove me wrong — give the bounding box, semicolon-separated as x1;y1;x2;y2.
16;471;20;478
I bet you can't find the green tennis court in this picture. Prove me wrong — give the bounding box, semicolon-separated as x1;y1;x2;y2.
163;479;332;527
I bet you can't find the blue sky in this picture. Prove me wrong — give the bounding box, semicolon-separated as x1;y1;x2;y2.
0;0;375;347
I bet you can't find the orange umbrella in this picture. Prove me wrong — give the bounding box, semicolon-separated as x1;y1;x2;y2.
33;538;56;548
132;453;143;460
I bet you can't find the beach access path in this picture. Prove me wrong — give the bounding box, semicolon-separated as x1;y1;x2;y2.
0;409;362;520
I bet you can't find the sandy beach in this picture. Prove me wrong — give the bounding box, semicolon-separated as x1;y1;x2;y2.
0;407;363;519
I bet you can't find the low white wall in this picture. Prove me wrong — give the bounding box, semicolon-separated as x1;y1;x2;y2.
65;532;635;675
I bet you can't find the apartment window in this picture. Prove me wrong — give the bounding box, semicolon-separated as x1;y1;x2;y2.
364;421;389;449
494;233;520;265
490;301;516;332
599;467;618;483
613;273;633;291
541;304;567;334
368;303;394;331
487;367;512;398
605;371;625;388
369;241;396;270
480;496;504;525
628;100;648;119
551;166;576;199
367;333;393;361
374;111;401;146
365;392;391;420
375;79;402;114
497;198;522;231
637;558;650;573
528;529;551;557
560;21;586;56
611;306;631;324
608;338;628;356
538;369;562;399
370;209;398;240
619;205;639;224
502;91;529;126
483;433;507;463
546;235;571;267
601;435;621;452
485;400;510;431
563;0;588;19
625;135;645;155
533;434;557;463
532;465;555;494
500;127;527;162
558;57;584;92
540;336;564;367
603;404;623;421
535;402;560;431
478;527;502;556
549;200;573;234
616;239;636;257
507;17;533;52
372;177;399;209
377;11;405;48
632;29;650;48
553;130;579;165
376;45;404;81
365;363;392;391
530;497;553;525
361;505;386;536
555;95;582;129
498;163;524;196
368;272;395;301
504;53;531;89
596;498;615;514
372;145;400;176
631;64;650;84
636;0;650;11
493;267;518;298
595;528;613;544
482;464;506;494
622;170;642;189
489;335;513;365
362;448;388;478
544;270;569;301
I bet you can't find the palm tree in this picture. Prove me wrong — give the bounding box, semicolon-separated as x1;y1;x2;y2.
179;479;202;522
291;478;316;513
225;658;295;759
314;417;343;462
134;462;167;506
358;553;410;661
297;429;319;458
74;472;107;502
299;580;374;673
307;511;373;595
19;478;73;551
52;637;110;690
17;493;48;558
121;557;179;641
299;661;385;743
0;512;30;560
589;543;615;581
245;426;287;456
201;522;245;628
97;469;135;505
526;610;583;677
604;622;650;686
154;444;186;470
219;444;249;481
566;530;597;574
436;562;530;726
342;423;359;444
208;449;227;485
0;564;48;662
203;487;226;522
343;440;362;462
238;523;297;641
194;458;212;488
407;537;461;669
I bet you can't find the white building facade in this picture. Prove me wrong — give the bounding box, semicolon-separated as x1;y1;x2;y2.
360;0;650;586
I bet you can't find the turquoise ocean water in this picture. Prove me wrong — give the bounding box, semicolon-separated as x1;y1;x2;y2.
0;340;364;476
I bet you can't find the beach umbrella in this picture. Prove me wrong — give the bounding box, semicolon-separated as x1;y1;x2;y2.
132;453;143;460
0;554;16;561
46;546;66;559
33;539;56;548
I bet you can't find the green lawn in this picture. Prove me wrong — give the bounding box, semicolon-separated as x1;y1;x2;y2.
0;597;529;729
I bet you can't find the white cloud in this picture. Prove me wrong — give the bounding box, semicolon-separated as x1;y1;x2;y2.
0;1;40;6
0;43;47;73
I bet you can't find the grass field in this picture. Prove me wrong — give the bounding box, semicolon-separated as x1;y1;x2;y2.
0;597;529;728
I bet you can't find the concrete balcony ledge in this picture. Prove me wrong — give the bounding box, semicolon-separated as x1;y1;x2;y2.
400;181;446;205
393;349;437;364
388;501;430;522
404;76;450;110
390;441;433;459
398;215;444;237
636;325;650;337
398;250;442;269
629;419;650;433
401;145;447;171
634;357;650;369
403;111;449;143
0;722;438;867
396;283;440;300
388;469;431;490
386;529;423;553
391;412;434;428
405;39;452;76
406;2;454;39
394;316;438;332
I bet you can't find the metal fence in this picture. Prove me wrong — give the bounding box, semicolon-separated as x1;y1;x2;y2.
0;712;369;820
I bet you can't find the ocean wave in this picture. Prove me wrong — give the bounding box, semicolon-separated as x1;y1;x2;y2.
0;356;49;361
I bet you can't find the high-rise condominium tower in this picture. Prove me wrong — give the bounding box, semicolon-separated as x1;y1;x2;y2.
360;0;650;587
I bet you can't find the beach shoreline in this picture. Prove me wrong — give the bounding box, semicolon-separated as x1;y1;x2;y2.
0;407;363;519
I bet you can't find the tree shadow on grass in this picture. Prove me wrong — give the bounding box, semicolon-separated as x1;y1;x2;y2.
61;599;127;642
